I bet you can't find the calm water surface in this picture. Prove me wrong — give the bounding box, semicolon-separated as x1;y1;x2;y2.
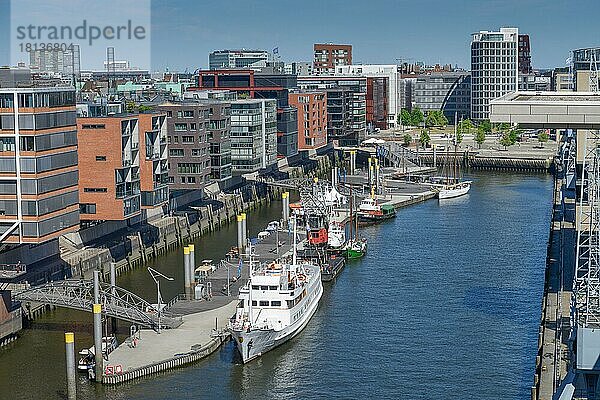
0;171;553;399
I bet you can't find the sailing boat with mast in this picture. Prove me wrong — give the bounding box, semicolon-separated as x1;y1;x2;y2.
344;185;367;259
438;113;472;199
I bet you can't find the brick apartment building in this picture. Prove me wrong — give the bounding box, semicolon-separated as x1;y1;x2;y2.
313;43;352;75
288;91;328;150
77;112;168;222
158;101;232;188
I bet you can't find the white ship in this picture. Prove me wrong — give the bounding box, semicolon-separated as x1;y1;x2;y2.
229;260;322;363
327;221;346;250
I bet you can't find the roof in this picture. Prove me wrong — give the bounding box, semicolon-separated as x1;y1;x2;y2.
490;91;600;129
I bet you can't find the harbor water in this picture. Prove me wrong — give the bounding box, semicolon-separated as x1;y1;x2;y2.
0;171;553;399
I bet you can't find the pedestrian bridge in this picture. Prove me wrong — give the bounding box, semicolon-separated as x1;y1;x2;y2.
13;279;183;331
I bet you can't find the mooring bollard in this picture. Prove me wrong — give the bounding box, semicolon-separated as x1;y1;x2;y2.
65;332;76;400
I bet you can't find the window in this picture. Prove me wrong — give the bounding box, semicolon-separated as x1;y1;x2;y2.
166;111;172;117
259;301;269;307
191;149;204;157
169;149;184;157
251;301;257;306
190;123;197;130
81;124;105;129
174;123;187;131
269;286;278;290
96;156;107;161
187;176;196;183
83;187;107;193
80;203;96;214
182;136;194;143
271;301;281;307
183;110;194;118
173;136;179;143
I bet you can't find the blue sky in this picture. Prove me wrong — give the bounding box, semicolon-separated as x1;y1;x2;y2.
1;0;599;71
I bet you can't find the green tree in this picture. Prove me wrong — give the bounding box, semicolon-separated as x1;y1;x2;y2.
499;133;513;150
138;104;154;112
508;127;521;145
425;112;438;128
400;109;412;126
461;119;474;134
538;131;549;147
479;119;492;134
436;112;449;127
475;129;486;148
419;129;430;148
402;133;412;147
411;107;424;127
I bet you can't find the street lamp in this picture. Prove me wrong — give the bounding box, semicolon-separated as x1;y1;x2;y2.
147;267;174;334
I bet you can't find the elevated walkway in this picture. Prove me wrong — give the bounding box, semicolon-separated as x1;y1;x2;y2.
13;279;183;331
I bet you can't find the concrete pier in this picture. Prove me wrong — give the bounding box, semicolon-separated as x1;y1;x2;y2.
533;155;574;400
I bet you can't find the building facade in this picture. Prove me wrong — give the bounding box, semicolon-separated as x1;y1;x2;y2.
209;50;269;70
518;34;532;74
313;43;352;75
0;87;79;244
335;65;398;128
413;72;471;123
288;91;328;150
471;27;519;120
230;99;277;174
77;113;168;222
194;69;298;158
159;100;232;187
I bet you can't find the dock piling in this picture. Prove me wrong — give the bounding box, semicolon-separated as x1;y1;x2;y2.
183;246;191;299
236;215;244;252
93;270;100;303
282;192;289;227
189;244;196;295
93;303;103;382
65;332;76;400
241;213;247;251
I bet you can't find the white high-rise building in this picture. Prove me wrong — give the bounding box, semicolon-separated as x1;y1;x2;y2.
471;27;519;120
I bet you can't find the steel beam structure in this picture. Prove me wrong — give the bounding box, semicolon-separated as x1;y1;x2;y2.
13;279;183;331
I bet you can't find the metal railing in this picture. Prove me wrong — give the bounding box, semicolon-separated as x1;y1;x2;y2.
13;279;183;331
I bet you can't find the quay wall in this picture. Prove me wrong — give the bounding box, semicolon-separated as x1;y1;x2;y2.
416;152;553;171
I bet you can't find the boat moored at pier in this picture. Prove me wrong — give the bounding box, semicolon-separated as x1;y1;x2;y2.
228;260;323;363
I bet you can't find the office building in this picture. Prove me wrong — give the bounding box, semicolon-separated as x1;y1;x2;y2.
209;50;270;70
413;72;471;123
0;87;79;244
230;99;277;174
77;112;168;222
288;91;328;150
471;27;519;120
335;65;398;128
194;69;298;157
158;100;232;186
313;43;352;75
